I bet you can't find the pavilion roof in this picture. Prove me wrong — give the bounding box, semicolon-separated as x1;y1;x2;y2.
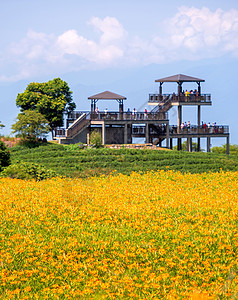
88;91;126;100
155;74;205;83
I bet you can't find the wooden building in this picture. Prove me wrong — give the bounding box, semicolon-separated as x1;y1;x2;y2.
55;75;229;153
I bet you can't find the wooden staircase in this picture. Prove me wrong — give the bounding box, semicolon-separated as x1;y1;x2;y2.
66;113;90;138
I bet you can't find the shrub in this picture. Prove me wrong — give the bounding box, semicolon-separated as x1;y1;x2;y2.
1;160;57;180
90;130;102;148
0;141;11;172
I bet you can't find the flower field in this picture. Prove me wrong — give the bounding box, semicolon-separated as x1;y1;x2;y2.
0;170;238;299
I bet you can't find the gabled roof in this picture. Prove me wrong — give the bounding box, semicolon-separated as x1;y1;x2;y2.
155;74;205;83
88;91;126;100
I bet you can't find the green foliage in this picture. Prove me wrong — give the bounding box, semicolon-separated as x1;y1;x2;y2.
0;121;5;129
90;130;102;148
15;78;76;135
1;160;57;180
0;141;11;172
11;110;50;142
212;144;238;155
9;143;238;178
173;140;204;151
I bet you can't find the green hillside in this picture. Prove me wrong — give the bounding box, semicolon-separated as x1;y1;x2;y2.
8;143;238;178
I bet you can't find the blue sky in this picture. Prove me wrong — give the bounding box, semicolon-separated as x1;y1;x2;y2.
1;0;238;146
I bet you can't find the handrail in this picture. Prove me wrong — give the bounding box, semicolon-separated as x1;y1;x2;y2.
66;112;90;138
169;125;229;135
149;93;212;103
67;111;168;121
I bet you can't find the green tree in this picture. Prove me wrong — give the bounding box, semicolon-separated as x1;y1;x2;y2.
0;121;5;129
173;140;204;152
0;141;10;172
11;110;50;142
16;78;76;138
211;144;238;155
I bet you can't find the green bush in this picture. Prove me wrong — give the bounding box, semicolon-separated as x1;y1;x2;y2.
0;141;11;172
1;160;57;180
211;144;238;155
90;130;102;148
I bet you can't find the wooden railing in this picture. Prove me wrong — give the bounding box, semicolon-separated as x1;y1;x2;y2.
131;124;229;136
66;113;90;138
67;111;168;121
169;125;229;135
149;93;212;104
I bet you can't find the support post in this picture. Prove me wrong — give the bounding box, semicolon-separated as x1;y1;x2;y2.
226;135;230;155
178;82;182;99
159;82;163;100
207;137;211;152
197;105;201;151
170;138;173;150
177;105;182;133
187;137;192;152
145;123;149;143
177;138;182;151
166;123;169;148
102;122;106;145
124;123;128;144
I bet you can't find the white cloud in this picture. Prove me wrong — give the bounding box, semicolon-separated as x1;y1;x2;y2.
1;8;238;82
166;6;238;58
56;17;126;64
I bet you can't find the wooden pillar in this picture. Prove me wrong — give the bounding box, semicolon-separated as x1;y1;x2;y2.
145;123;149;143
207;137;210;152
226;135;230;155
187;137;192;152
124;123;128;144
170;138;173;149
177;105;182;133
178;82;182;99
128;125;132;144
102;122;106;145
198;82;201;95
197;105;201;151
159;82;163;95
91;100;94;113
166;123;169;148
177;138;182;151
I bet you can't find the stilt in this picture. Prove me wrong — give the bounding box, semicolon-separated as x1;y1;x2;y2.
170;138;173;150
177;105;182;133
177;138;182;150
207;137;211;152
187;137;192;152
226;135;230;155
124;123;128;144
145;124;149;143
166;124;169;148
197;105;201;151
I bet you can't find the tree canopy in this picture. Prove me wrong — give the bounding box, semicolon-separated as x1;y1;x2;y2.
11;110;50;141
0;141;10;172
16;78;76;136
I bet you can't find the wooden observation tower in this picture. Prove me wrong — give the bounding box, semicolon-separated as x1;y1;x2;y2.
55;74;229;153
